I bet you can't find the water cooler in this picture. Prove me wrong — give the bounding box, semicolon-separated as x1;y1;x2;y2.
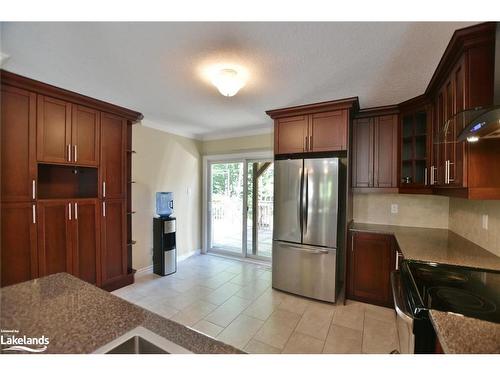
153;216;177;276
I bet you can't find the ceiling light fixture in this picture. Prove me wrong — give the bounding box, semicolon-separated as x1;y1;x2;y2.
201;63;249;97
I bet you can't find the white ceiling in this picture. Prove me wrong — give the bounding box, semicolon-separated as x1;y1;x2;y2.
1;22;476;139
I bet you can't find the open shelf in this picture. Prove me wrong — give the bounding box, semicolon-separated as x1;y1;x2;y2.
37;164;98;199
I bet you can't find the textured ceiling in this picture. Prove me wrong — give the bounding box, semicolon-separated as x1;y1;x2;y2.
0;22;476;139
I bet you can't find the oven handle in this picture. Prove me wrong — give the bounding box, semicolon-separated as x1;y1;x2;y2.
391;271;414;325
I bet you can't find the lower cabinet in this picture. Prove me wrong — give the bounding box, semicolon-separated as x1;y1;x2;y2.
37;199;100;284
1;202;38;287
347;231;396;307
100;199;127;288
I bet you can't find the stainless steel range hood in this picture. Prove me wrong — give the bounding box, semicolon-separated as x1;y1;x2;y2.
456;23;500;143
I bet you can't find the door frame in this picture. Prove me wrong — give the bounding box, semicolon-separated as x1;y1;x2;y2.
202;151;273;259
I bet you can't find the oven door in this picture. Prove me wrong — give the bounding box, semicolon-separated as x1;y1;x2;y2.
391;271;415;354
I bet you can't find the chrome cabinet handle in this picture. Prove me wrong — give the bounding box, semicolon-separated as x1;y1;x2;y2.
103;182;106;198
74;145;77;162
32;204;36;224
67;144;72;162
68;203;72;220
102;201;106;217
448;161;454;183
445;160;448;184
74;202;78;220
32;180;36;200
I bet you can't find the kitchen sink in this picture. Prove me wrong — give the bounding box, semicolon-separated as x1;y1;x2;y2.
93;326;192;354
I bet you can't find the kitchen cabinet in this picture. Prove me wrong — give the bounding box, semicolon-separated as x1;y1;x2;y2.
267;98;358;155
100;199;127;287
37;95;72;164
1;202;38;287
347;231;395;307
100;112;127;199
37;200;73;277
352;111;398;191
1;86;37;202
72;105;100;166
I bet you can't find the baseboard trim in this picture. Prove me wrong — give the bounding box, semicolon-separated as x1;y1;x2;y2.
134;249;201;276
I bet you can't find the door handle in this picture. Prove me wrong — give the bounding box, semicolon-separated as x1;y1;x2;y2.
102;201;106;217
103;182;106;198
32;180;36;200
68;203;72;220
287;244;329;254
32;204;36;224
67;144;72;162
304;169;309;236
448;161;455;183
74;202;78;220
74;145;77;163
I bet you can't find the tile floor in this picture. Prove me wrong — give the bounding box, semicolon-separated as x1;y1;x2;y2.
112;254;399;354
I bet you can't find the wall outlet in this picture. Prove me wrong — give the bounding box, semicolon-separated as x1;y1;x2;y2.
391;204;399;214
482;214;488;230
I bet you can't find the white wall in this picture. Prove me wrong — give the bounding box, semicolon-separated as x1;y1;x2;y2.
132;124;202;271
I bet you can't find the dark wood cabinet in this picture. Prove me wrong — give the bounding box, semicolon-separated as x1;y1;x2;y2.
1;202;38;287
72;105;100;166
1;71;141;289
347;231;395;307
100;112;127;199
72;199;100;285
37;95;72;164
37;200;72;277
1;86;37;202
100;199;127;286
352;111;398;191
267;99;358;156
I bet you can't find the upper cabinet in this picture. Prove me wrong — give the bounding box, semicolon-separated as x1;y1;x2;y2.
352;109;399;191
267;98;358;155
72;105;100;166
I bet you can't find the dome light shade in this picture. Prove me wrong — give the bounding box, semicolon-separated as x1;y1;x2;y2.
210;68;246;97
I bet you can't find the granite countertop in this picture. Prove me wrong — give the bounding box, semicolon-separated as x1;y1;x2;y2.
429;310;500;354
349;222;500;271
0;273;242;354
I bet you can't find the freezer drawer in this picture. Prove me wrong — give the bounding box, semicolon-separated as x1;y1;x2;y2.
272;240;337;302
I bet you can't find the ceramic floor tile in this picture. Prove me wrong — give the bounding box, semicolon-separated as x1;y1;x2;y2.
217;314;265;350
243;290;282;321
294;302;335;340
234;279;269;300
332;302;364;331
205;295;253;327
278;294;310;315
253;309;301;349
282;331;325;354
323;324;363;354
191;320;224;338
201;281;242;305
362;316;399;354
244;339;281;354
169;300;218;327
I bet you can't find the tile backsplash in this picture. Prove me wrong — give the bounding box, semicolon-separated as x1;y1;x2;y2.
353;193;449;228
449;198;500;257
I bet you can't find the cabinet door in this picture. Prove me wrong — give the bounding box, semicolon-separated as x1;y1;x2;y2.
1;86;37;202
37;200;72;277
72;199;100;285
274;115;308;154
100;112;126;199
72;105;100;166
37;96;72;163
451;62;465;187
374;115;398;188
309;110;348;152
101;199;127;284
348;232;394;307
1;202;38;287
352;118;373;188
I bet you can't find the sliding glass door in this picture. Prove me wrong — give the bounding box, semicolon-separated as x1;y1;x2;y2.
207;158;273;260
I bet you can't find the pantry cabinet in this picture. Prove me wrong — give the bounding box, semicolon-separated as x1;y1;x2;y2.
267;99;357;155
347;231;396;308
352;110;398;191
1;70;142;289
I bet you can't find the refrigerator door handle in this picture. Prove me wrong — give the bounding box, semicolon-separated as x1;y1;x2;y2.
304;168;309;236
298;167;303;236
287;244;329;254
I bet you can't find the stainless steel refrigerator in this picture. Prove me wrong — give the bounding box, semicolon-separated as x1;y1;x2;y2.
272;157;340;302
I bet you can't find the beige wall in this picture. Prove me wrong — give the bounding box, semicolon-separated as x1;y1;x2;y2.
132;124;202;271
353;193;449;229
201;132;273;155
449;198;500;257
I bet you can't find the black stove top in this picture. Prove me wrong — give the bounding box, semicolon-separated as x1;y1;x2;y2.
402;261;500;324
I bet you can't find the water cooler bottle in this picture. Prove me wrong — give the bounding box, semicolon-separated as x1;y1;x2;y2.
153;217;177;276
